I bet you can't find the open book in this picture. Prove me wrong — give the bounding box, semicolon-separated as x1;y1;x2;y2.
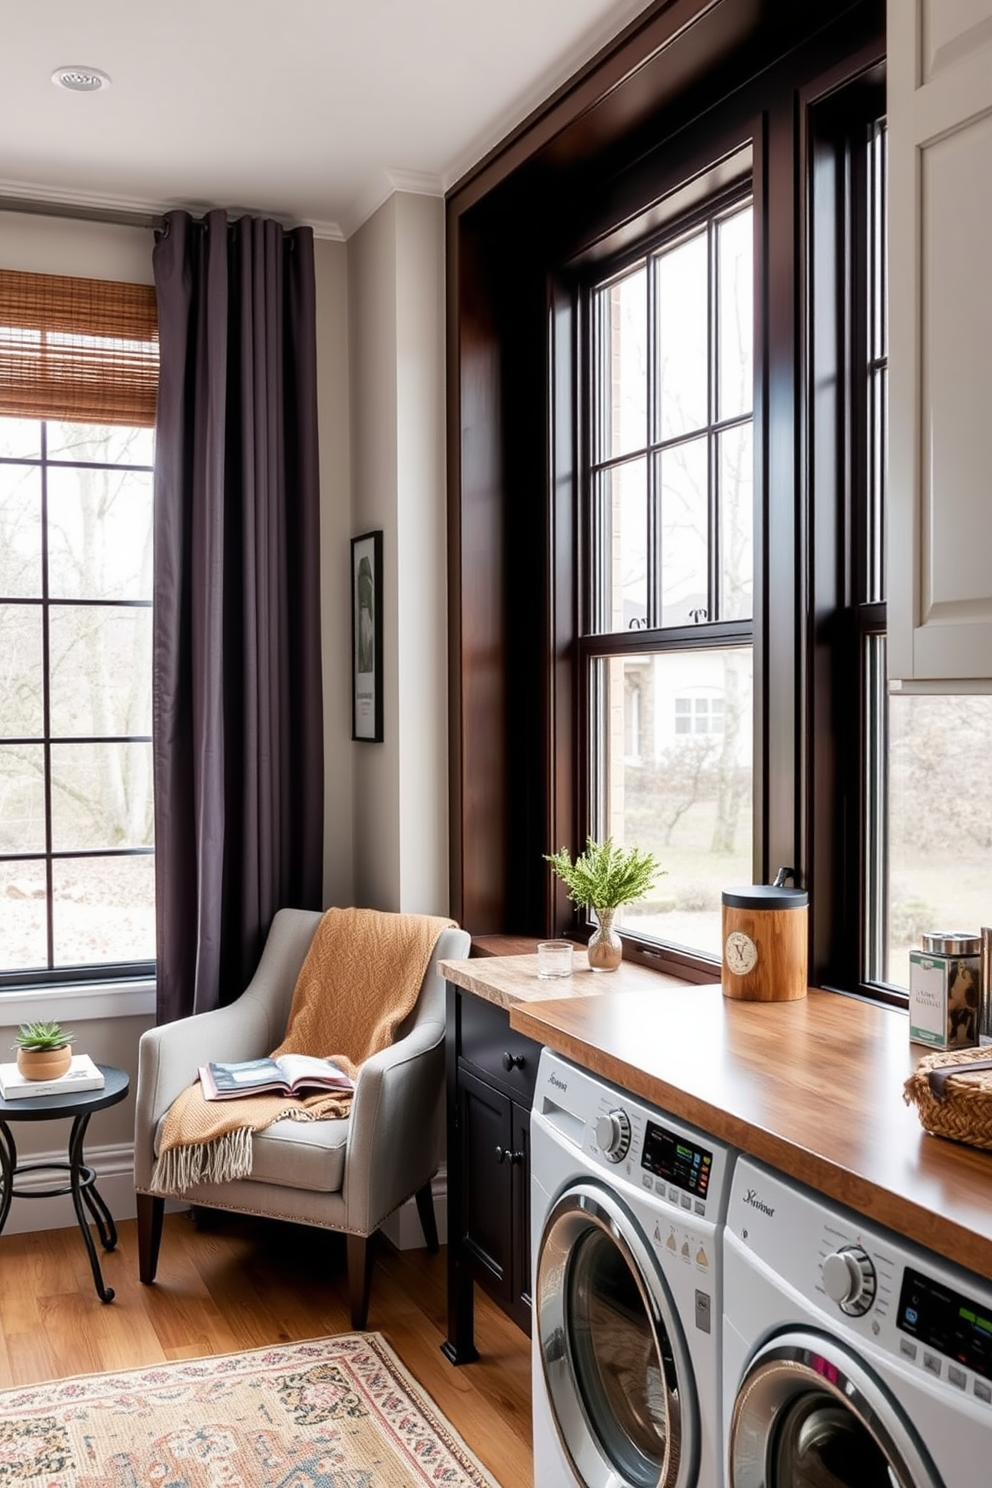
198;1054;355;1101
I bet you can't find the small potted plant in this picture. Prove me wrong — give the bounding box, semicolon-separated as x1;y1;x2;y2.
545;836;663;971
14;1021;75;1081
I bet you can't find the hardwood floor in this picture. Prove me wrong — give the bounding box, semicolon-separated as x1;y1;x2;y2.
0;1210;534;1488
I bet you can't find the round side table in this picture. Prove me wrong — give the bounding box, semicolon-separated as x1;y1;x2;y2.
0;1064;129;1302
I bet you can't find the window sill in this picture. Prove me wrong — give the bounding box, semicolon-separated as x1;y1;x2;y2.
0;980;156;1024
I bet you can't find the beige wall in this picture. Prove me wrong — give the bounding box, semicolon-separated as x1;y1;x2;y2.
314;236;356;909
347;193;449;914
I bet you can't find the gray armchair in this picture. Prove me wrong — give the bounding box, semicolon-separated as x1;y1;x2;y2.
133;907;470;1327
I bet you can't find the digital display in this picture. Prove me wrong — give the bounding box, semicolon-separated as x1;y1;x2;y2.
641;1121;712;1197
898;1267;992;1377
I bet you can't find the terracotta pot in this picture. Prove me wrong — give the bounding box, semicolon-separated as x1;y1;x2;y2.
16;1044;72;1080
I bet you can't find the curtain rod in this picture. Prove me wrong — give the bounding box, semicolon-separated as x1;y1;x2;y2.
0;193;164;232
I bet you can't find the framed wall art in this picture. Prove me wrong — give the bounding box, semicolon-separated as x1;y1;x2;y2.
351;530;383;741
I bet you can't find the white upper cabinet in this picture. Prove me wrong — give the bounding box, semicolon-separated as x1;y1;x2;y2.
888;0;992;684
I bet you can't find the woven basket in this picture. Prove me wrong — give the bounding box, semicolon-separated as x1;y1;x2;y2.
904;1047;992;1150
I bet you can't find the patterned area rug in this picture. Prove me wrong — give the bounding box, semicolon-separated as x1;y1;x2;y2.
0;1333;503;1487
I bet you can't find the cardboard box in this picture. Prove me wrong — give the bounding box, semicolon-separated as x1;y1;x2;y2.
909;951;981;1049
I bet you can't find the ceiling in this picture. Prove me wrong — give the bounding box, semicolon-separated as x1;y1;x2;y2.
2;0;656;239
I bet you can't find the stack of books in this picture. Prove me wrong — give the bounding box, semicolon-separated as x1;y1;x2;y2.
0;1053;105;1100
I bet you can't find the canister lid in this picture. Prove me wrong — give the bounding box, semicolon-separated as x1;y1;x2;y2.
920;931;980;955
723;883;808;910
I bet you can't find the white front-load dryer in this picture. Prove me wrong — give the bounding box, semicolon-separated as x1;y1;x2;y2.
723;1155;992;1487
531;1048;737;1488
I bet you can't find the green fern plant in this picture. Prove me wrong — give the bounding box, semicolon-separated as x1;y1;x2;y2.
545;836;663;911
14;1020;74;1052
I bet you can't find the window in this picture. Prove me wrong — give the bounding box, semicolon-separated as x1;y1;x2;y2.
0;272;157;987
848;118;992;995
579;191;754;962
675;696;724;736
448;5;900;984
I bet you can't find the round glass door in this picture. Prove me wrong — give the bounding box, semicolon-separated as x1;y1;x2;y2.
536;1182;698;1488
729;1331;943;1488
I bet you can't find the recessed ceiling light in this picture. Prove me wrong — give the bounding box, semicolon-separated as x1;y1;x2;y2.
52;66;112;93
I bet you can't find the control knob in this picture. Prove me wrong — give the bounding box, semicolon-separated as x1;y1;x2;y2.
595;1108;631;1163
822;1245;877;1316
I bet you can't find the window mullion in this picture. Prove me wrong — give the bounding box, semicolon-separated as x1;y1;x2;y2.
708;216;720;623
646;255;658;629
39;421;55;971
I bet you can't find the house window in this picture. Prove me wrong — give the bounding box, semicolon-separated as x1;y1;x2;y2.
580;192;754;961
0;271;157;988
675;696;724;736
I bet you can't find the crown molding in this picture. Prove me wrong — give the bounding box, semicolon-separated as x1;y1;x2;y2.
339;167;444;241
0;178;345;240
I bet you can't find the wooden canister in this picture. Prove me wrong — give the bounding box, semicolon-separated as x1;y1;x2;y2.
722;876;808;1002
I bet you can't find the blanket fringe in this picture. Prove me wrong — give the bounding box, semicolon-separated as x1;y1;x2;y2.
150;1125;255;1194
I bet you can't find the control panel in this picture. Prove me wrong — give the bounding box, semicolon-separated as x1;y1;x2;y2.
726;1154;992;1411
897;1264;992;1393
533;1048;735;1224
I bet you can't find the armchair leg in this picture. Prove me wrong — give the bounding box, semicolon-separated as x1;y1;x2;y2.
347;1234;373;1330
137;1192;165;1283
414;1181;439;1253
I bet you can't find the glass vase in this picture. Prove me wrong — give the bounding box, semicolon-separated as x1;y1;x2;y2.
588;907;623;971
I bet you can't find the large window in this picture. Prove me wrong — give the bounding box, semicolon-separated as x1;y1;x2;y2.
850;118;992;995
0;272;157;987
579;191;753;961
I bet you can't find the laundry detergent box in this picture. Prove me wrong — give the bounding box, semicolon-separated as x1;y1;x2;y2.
909;936;981;1049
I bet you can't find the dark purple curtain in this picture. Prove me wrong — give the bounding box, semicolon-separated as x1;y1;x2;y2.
152;209;324;1022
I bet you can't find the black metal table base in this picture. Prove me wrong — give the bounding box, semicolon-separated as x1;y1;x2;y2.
0;1113;118;1302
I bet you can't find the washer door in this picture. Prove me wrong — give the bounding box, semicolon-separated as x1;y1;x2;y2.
729;1329;944;1488
536;1180;699;1488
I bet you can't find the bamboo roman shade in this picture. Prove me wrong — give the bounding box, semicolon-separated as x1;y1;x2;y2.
0;269;158;427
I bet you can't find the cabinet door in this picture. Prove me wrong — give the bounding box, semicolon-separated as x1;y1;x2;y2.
888;0;992;685
510;1099;533;1328
457;1065;513;1302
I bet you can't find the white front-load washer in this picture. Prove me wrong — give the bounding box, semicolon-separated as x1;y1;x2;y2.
723;1155;992;1487
531;1048;737;1488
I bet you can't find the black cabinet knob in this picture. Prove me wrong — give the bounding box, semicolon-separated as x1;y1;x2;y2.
495;1145;525;1165
502;1050;525;1071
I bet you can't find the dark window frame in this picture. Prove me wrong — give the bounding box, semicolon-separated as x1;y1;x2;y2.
805;59;895;1003
445;2;888;996
568;181;756;970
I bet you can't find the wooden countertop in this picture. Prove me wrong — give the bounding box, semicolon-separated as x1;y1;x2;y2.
441;950;687;1010
439;955;992;1281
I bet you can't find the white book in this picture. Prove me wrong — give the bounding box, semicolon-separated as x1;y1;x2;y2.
0;1053;105;1100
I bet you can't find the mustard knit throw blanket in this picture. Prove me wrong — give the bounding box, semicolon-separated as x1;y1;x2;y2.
149;907;455;1194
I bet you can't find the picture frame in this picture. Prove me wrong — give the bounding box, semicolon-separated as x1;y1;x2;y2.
351;530;383;742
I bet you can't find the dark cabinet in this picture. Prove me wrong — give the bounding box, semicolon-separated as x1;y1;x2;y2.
443;983;541;1363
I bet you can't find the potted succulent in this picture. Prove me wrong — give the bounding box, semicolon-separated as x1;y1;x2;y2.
545;836;663;971
14;1021;75;1081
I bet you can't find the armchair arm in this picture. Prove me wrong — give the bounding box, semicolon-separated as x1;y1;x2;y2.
133;906;322;1191
133;998;273;1190
342;1015;446;1234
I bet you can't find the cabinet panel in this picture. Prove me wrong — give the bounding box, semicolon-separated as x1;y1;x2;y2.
922;0;992;82
920;116;992;628
511;1101;532;1317
458;1066;512;1291
887;0;992;683
458;991;542;1101
444;983;538;1360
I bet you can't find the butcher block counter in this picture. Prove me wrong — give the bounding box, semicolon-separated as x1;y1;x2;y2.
440;952;992;1284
